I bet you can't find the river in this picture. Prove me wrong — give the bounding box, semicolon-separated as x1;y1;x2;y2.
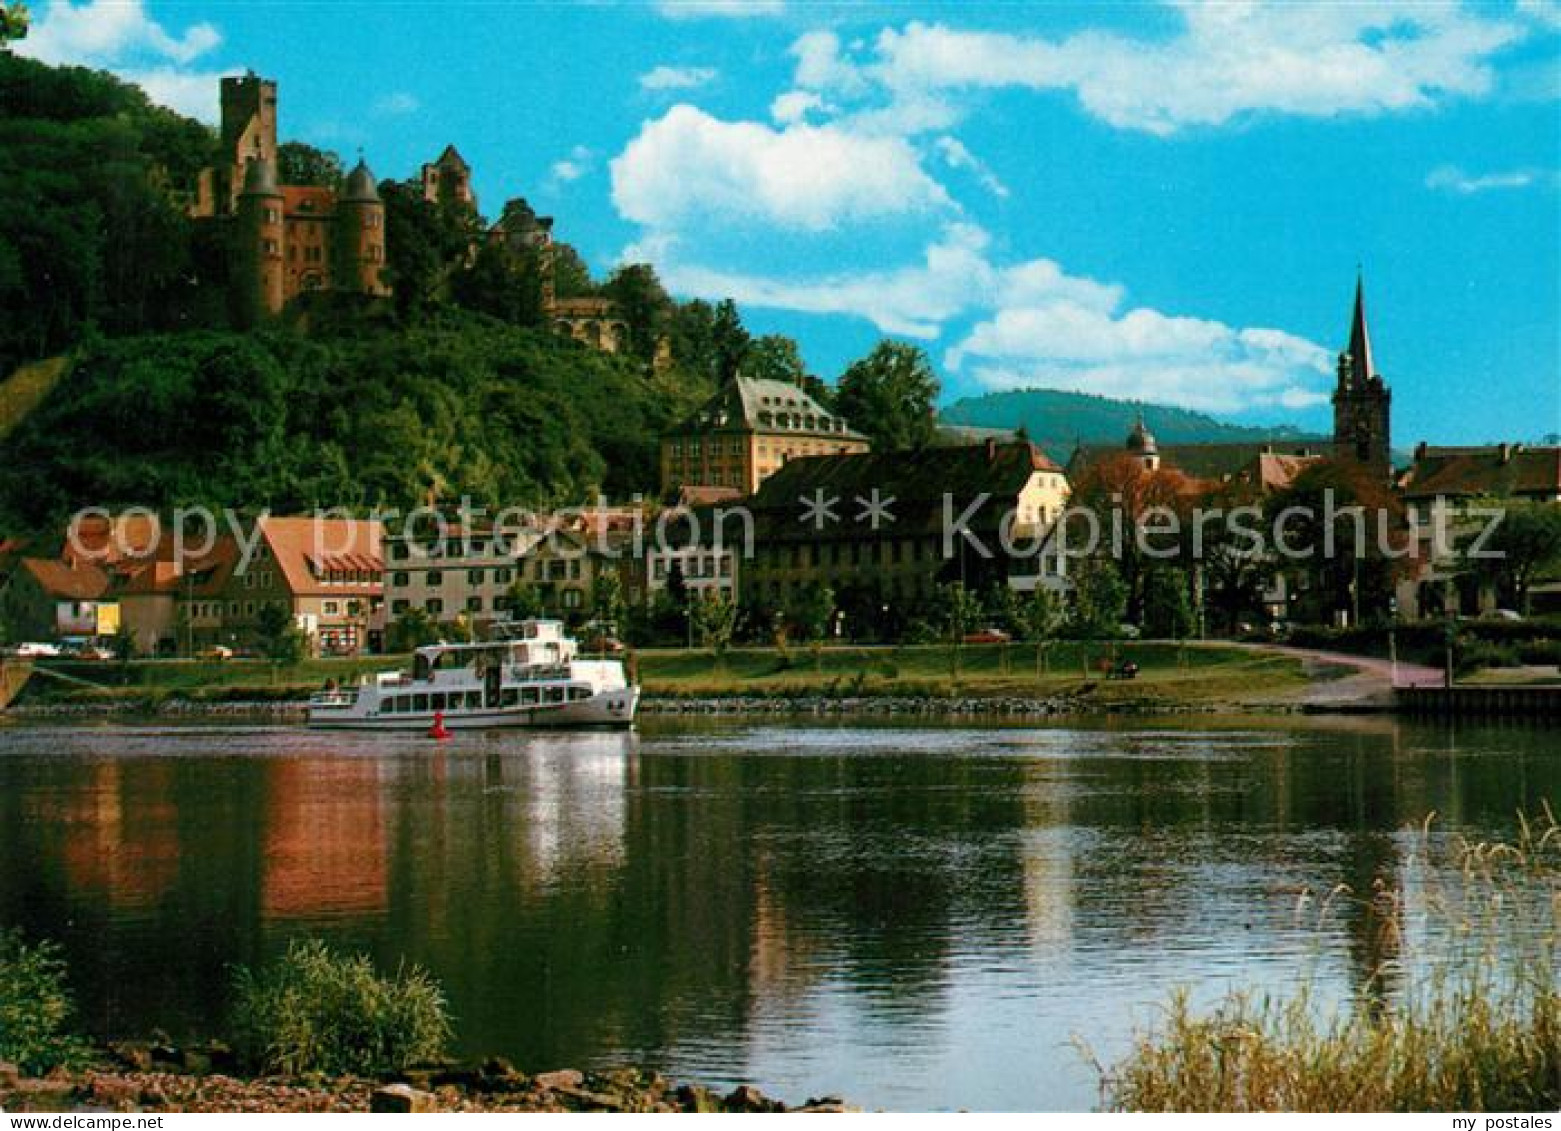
0;714;1554;1110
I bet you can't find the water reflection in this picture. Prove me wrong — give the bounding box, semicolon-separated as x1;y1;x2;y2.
0;715;1554;1111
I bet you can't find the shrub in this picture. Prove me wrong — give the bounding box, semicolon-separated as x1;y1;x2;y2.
1455;639;1520;676
0;929;88;1074
231;939;452;1078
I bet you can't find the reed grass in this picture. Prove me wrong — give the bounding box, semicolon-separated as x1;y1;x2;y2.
1098;809;1561;1112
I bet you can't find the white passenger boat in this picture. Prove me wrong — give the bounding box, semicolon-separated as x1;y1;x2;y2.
306;619;638;730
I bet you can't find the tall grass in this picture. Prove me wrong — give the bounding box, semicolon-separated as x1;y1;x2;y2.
1099;809;1561;1111
231;939;452;1078
0;928;87;1075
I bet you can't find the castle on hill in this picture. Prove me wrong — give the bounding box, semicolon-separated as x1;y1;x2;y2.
193;75;628;351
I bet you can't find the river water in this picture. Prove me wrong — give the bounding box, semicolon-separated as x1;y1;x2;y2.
0;714;1555;1110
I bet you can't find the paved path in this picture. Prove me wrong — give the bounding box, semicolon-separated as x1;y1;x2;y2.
1190;640;1443;707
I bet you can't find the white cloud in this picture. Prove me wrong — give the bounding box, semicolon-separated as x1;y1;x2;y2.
946;267;1333;415
792;6;1528;137
660;223;996;338
15;0;231;120
770;89;830;125
655;0;784;18
548;145;596;186
1426;164;1558;194
1518;0;1561;30
374;91;420;116
640;65;718;91
610;104;953;233
932;136;1008;198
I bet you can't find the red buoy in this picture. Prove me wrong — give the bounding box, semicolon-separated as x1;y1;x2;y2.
428;710;451;740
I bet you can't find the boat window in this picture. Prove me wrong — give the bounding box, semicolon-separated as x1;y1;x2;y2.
521;687;539;705
413;653;432;681
432;693;446;711
545;686;565;704
569;686;591;701
502;689;519;707
413;694;428;712
466;692;482;710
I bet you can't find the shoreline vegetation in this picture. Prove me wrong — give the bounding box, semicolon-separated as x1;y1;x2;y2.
0;934;848;1115
6;642;1330;719
1097;812;1561;1112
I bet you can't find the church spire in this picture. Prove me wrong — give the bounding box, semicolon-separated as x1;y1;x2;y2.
1346;272;1375;383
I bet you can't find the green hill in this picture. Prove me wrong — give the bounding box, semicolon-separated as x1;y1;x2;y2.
940;387;1327;462
0;315;709;528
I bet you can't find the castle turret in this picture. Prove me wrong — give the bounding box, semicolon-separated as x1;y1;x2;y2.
235;157;285;323
1331;275;1392;478
336;159;389;296
216;73;278;215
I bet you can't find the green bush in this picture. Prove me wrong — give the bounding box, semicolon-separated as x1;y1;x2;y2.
1455;639;1520;676
231;939;452;1078
0;929;88;1074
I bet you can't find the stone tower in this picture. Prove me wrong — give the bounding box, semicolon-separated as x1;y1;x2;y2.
216;73;278;215
235;157;285;323
336;159;389;296
1331;276;1392;478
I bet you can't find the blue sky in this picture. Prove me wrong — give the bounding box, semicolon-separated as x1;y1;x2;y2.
17;0;1561;444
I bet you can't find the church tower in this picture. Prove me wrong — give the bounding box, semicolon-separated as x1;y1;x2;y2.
1332;276;1392;478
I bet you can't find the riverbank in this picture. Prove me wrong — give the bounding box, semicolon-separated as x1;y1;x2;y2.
8;642;1321;718
0;1048;849;1113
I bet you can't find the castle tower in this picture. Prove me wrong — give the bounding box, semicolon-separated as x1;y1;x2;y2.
235;157;285;323
336;159;389;296
1331;276;1392;478
420;145;477;212
218;73;278;215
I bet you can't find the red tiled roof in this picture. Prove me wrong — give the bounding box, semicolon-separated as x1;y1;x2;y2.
281;185;337;217
1401;446;1561;500
18;557;110;600
259;517;382;597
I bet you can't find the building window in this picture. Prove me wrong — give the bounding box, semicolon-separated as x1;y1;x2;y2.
466;596;483;612
468;569;485;585
426;598;443;615
392;571;409;587
392;599;409;614
323;601;340;615
426;570;443;586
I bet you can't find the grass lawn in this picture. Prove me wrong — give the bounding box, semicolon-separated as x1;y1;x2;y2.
633;641;1310;704
30;642;1313;706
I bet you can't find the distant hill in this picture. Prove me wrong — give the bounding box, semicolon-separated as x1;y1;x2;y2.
939;388;1327;463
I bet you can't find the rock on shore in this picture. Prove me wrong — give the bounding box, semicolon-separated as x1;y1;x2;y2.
0;1051;853;1114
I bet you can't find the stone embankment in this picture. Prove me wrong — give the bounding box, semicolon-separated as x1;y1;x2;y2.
0;1048;851;1114
9;693;1250;720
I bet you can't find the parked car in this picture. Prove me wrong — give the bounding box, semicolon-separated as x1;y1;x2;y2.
197;645;234;661
962;627;1011;645
62;642;114;661
11;642;61;658
583;634;626;655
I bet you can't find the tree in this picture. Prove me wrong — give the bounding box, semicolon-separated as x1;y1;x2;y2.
1466;502;1561;615
386;608;441;653
254;603;308;665
711;299;750;383
503;578;543;620
277;141;342;188
590;570;625;630
1;2;28;45
741;334;807;386
937;581;981;678
1069;558;1127;638
1024;585;1063;675
602;263;672;362
835;340;940;452
689;591;738;655
380;180;478;317
787;582;834;643
549;242;595;300
1142;565;1195;640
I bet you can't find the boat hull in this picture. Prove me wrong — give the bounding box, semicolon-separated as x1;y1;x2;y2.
307;686;640;731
